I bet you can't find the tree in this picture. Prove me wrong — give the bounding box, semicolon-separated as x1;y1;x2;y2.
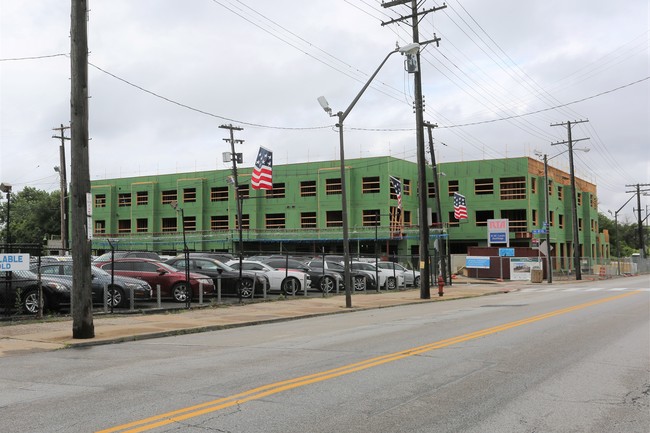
0;187;60;245
598;212;641;258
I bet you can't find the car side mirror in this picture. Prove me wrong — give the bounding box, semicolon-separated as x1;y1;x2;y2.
156;268;168;275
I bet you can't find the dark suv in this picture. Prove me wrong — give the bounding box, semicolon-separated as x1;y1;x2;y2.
1;270;72;314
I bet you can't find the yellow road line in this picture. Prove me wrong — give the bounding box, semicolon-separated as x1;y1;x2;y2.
97;290;642;433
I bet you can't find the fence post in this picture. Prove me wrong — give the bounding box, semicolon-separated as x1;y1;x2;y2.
103;283;108;313
199;282;203;305
129;286;134;311
156;284;161;308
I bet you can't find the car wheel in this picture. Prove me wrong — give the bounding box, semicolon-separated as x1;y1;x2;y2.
172;282;191;303
107;287;126;308
319;276;335;293
22;288;41;314
413;276;420;288
353;275;366;291
281;277;300;295
386;277;397;290
239;278;254;298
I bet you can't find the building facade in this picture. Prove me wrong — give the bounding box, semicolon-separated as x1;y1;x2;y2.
90;156;609;271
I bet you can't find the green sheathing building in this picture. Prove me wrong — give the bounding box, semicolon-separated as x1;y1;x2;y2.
90;155;608;269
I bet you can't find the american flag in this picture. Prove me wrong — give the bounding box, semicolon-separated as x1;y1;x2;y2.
453;192;468;220
390;176;402;210
251;147;273;190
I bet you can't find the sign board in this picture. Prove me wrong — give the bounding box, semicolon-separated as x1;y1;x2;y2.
487;218;509;247
509;257;542;281
466;256;491;269
499;248;515;257
532;229;547;234
0;253;30;271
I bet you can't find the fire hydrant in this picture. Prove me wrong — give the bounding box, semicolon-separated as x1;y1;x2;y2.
437;275;444;297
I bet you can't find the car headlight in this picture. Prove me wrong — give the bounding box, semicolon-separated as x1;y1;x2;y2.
197;278;213;285
123;282;141;290
46;282;69;293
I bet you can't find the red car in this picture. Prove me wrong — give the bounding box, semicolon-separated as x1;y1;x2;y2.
99;258;215;302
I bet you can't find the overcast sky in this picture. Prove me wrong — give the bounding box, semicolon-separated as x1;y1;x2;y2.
1;0;648;223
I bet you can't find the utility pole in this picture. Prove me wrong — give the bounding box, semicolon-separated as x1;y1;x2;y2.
625;183;650;258
220;124;245;299
382;0;446;299
52;124;70;255
70;0;94;338
424;122;446;286
551;119;589;280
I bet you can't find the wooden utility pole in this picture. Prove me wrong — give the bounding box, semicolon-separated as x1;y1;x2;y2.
551;119;589;281
424;122;446;286
626;183;650;258
382;0;446;299
70;0;94;338
220;124;245;299
52;124;70;255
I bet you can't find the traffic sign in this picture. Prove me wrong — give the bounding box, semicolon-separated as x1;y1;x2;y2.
532;229;547;234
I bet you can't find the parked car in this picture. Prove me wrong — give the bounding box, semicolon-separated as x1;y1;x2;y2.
93;251;161;265
98;258;214;302
376;261;419;287
350;261;404;290
0;270;71;314
300;259;368;291
225;260;310;295
305;259;377;291
164;256;268;298
260;257;343;293
31;262;153;308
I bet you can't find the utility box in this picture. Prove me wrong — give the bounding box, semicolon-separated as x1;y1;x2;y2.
531;268;543;283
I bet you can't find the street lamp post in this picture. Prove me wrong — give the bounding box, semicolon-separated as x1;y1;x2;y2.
0;183;11;249
170;200;191;308
318;43;420;308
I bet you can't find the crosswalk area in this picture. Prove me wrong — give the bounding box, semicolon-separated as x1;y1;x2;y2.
518;286;650;293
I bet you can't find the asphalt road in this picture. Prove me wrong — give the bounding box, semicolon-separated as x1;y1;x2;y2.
1;276;648;433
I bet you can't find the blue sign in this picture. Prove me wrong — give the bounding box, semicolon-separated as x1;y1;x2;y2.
466;256;491;269
489;232;507;243
499;248;515;257
532;229;547;234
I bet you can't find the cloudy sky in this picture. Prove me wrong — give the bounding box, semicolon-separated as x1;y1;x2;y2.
1;0;648;222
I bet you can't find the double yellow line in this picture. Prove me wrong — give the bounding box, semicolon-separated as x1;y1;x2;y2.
98;290;642;433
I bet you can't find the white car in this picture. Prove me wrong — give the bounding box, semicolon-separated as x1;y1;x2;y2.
376;261;420;287
349;261;404;290
225;260;310;295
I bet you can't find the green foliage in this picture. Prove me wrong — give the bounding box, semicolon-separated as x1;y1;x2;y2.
599;212;646;257
0;187;61;244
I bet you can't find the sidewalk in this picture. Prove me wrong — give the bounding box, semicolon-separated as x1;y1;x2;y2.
0;279;525;357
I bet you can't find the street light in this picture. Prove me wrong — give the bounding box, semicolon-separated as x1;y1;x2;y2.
170;200;191;308
318;43;420;308
536;148;589;283
0;183;12;249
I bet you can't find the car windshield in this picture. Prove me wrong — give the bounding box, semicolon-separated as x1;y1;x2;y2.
325;261;344;271
92;266;111;277
353;263;376;271
6;270;39;279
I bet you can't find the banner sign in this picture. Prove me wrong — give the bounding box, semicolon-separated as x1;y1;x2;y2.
466;256;491;269
509;257;542;281
0;253;30;271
